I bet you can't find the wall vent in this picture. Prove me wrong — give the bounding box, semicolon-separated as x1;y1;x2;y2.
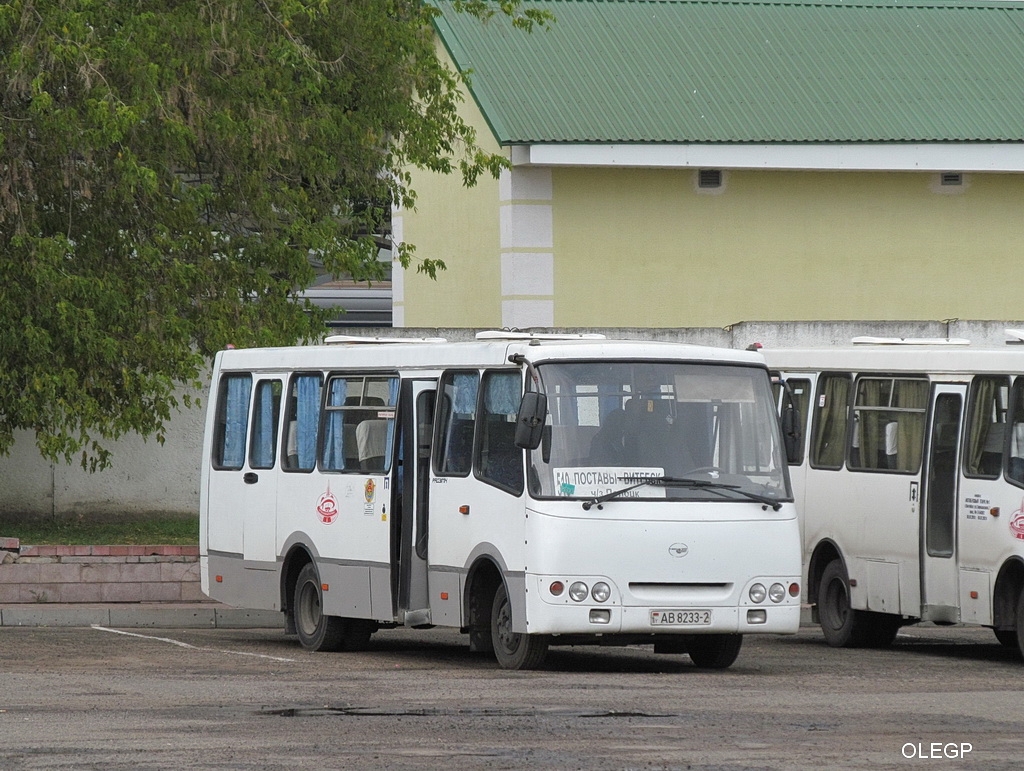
698;169;722;188
940;172;963;186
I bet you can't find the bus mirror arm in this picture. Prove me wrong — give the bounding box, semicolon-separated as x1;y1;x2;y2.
515;391;548;450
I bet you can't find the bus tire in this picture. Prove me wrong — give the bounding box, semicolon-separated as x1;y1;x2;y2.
491;583;548;670
687;634;743;669
818;559;870;648
294;563;346;652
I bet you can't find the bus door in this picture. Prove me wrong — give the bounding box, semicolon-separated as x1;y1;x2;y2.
920;384;965;623
243;378;282;565
393;379;436;625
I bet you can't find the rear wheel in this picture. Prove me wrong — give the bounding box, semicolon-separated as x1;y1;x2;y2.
491;584;548;670
686;634;743;669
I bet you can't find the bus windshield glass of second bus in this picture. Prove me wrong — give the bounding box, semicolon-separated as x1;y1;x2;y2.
525;361;790;507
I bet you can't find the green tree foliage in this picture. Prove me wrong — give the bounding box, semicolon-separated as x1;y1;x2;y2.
0;0;549;469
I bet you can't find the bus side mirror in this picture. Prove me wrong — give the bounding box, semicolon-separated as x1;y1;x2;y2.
781;404;801;464
515;392;548;450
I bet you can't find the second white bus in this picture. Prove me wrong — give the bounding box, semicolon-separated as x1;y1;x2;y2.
766;337;1024;659
201;332;802;669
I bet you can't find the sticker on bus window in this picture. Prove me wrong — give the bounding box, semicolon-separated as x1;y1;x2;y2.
553;467;666;498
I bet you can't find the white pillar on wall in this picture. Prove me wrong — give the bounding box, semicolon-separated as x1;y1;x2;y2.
499;167;554;328
390;210;406;327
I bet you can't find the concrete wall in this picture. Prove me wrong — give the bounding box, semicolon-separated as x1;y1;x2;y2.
2;321;1020;521
0;387;206;522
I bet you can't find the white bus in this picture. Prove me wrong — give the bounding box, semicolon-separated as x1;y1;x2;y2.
200;331;801;669
765;336;1024;658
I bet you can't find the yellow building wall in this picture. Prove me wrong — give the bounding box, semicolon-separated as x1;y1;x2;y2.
398;46;506;327
551;167;1024;327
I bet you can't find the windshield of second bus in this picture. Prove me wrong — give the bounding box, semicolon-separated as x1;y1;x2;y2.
529;361;790;504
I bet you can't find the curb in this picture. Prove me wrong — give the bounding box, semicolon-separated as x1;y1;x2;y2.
0;603;283;629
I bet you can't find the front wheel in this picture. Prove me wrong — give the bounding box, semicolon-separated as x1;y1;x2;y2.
819;559;871;648
294;563;376;652
294;563;346;651
686;634;743;669
491;584;549;670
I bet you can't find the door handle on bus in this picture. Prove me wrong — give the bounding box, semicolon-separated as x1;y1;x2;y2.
243;472;259;485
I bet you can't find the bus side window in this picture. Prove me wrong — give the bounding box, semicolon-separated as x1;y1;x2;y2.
435;371;479;476
283;373;323;472
249;380;282;470
1008;377;1024;486
964;375;1009;478
477;370;524;493
810;373;850;470
213;373;252;470
776;377;810;465
849;377;927;473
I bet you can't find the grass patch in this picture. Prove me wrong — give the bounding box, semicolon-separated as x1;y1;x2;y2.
7;516;199;546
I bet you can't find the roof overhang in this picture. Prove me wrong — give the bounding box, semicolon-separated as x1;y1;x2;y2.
510;143;1024;173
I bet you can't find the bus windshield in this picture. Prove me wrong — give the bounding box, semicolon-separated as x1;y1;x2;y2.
529;361;790;504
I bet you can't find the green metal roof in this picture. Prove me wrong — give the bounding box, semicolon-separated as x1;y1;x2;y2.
433;0;1024;144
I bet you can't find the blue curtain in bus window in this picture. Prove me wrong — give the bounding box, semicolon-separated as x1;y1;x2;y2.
485;372;520;415
296;374;321;470
453;373;478;414
322;378;347;471
383;377;399;471
222;375;252;469
250;381;277;469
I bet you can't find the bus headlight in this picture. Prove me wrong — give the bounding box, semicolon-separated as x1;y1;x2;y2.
749;583;767;603
569;582;589;602
591;582;611;603
769;583;786;603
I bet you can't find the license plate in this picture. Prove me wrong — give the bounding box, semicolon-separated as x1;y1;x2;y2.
650;609;712;626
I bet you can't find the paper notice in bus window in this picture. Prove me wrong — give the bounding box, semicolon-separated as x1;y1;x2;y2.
554;467;666;498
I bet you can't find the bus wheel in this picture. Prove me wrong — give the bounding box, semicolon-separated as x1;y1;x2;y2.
687;634;743;669
490;584;548;670
818;559;867;648
294;563;346;652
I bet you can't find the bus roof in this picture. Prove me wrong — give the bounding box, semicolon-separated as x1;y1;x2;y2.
215;334;767;372
763;338;1024;376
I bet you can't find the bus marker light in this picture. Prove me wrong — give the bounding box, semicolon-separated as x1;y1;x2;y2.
991;507;1000;517
970;591;978;600
747;609;767;624
440;592;449;600
459;505;470;515
321;584;329;592
549;581;565;596
215;575;223;583
849;579;857;587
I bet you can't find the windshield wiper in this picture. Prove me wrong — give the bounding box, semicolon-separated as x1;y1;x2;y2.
581;475;783;511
